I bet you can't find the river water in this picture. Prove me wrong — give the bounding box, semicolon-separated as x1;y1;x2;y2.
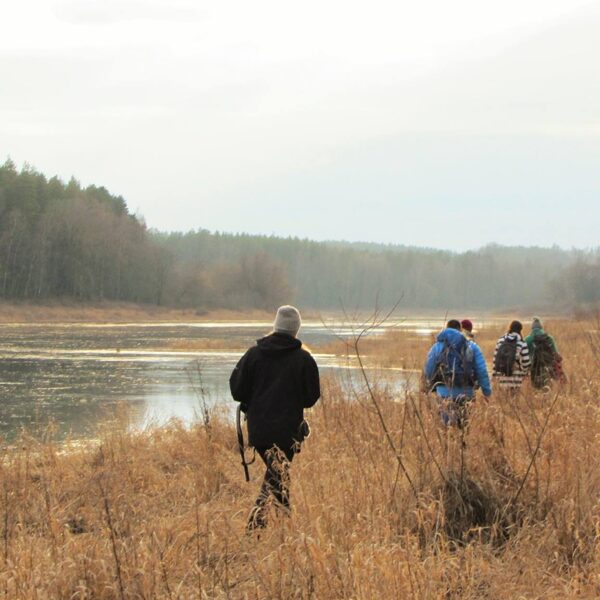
0;318;446;441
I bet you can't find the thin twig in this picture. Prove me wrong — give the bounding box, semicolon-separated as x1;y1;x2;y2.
350;298;419;500
505;389;562;513
98;478;126;600
153;532;174;600
407;394;448;486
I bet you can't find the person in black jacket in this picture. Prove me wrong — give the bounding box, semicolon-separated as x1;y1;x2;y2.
230;305;320;530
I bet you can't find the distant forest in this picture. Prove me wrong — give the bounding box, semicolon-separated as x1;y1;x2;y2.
1;160;599;311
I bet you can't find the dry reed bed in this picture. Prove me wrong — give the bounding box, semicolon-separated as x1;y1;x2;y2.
0;302;275;324
0;321;599;598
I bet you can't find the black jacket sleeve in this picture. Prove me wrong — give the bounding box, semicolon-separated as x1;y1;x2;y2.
303;353;321;408
229;349;253;409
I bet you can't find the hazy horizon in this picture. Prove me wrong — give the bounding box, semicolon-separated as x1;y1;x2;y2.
5;156;600;255
2;0;600;251
158;224;600;254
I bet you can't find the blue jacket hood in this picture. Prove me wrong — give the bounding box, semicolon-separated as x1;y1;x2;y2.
436;328;466;348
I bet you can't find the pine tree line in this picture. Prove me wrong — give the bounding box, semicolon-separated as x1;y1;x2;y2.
1;160;598;311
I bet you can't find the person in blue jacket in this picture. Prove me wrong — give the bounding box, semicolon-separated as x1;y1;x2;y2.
424;319;492;426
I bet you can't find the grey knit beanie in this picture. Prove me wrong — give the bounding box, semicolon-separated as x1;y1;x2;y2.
273;305;301;337
532;316;543;330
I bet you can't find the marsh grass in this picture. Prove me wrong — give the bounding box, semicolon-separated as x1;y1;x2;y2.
1;319;599;598
0;301;275;324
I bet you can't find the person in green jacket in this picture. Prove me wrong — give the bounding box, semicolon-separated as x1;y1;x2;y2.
525;317;562;388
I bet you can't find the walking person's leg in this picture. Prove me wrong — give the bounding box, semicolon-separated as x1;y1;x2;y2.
247;446;272;531
247;445;294;530
269;446;294;512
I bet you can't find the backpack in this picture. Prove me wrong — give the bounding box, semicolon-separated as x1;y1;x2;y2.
432;337;476;388
531;333;556;386
493;336;518;376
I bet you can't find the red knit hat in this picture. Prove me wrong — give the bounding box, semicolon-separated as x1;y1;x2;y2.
461;319;473;332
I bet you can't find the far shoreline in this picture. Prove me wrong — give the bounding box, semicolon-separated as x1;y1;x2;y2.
0;301;275;324
0;300;564;325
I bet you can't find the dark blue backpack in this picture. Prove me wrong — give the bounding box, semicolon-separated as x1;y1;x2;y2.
432;336;476;388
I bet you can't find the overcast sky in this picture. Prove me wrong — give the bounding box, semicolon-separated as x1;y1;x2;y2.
2;0;599;250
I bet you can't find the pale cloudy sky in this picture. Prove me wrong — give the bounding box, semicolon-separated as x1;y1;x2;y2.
1;0;599;250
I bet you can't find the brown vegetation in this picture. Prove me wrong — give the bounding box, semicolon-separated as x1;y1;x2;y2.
0;301;275;324
0;320;598;598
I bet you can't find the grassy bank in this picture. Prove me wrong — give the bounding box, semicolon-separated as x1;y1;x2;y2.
0;301;275;324
0;300;522;325
1;321;598;598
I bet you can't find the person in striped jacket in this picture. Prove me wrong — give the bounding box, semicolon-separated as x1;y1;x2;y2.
492;320;531;390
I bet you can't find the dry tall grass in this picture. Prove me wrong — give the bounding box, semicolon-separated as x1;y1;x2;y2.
1;320;599;598
0;301;275;324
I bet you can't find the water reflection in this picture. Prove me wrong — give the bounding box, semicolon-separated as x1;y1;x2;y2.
0;318;464;441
